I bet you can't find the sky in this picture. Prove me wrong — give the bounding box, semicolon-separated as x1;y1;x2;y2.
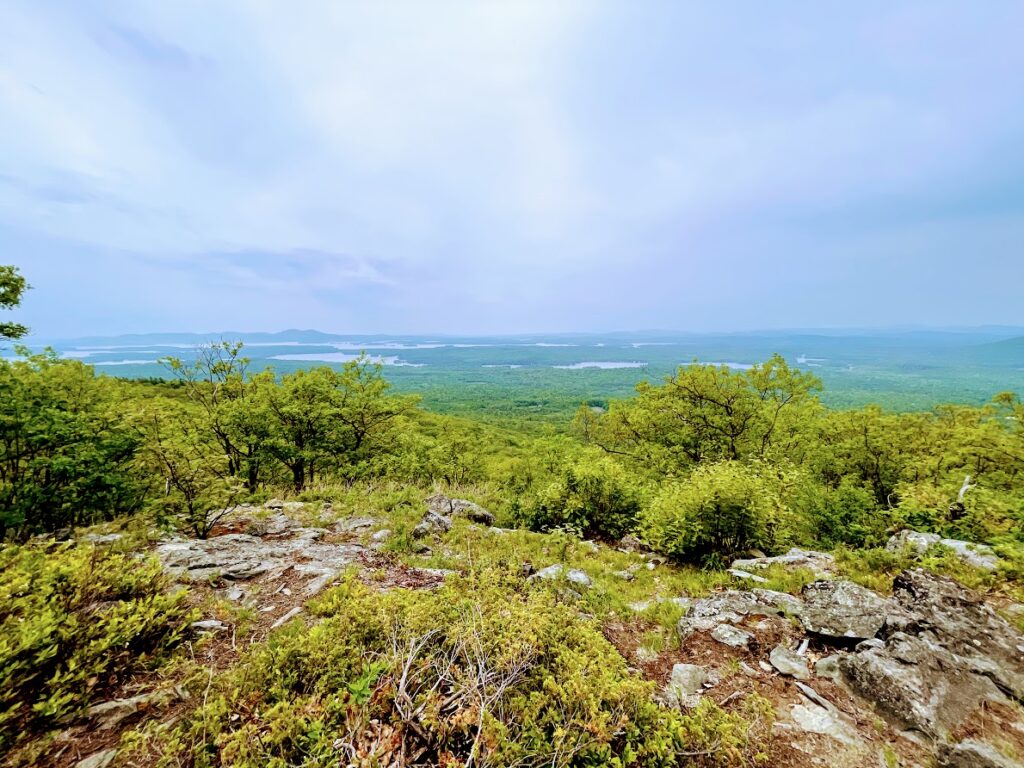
2;1;1023;339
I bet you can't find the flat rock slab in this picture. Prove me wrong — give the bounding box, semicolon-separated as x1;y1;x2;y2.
156;531;366;583
799;580;890;640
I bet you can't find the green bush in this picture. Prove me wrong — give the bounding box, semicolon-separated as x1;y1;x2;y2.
639;462;781;565
0;542;193;751
519;457;643;539
134;572;771;767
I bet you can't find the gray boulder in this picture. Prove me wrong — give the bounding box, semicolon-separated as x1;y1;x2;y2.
799;580;890;640
426;493;496;526
530;564;591;588
887;530;1000;571
840;631;1009;739
663;663;707;707
412;511;452;539
885;569;1024;701
678;588;803;638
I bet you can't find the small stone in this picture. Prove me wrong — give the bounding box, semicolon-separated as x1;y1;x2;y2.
270;606;302;629
710;624;752;648
83;533;123;545
371;528;392;543
265;499;285;510
612;570;635;581
77;750;117;768
191;619;227;634
225;588;244;602
769;645;810;679
729;568;768;583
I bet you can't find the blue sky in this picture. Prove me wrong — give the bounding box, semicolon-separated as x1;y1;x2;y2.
2;1;1023;338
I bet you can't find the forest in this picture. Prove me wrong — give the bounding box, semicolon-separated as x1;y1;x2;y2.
2;264;1023;767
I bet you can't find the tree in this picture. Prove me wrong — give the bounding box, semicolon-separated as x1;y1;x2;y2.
163;342;269;492
263;356;420;490
0;265;28;342
589;355;821;474
0;351;142;539
138;401;241;538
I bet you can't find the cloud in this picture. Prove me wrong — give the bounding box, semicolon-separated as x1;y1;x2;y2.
1;1;1023;336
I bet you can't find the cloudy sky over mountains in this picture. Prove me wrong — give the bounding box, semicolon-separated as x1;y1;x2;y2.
2;1;1023;337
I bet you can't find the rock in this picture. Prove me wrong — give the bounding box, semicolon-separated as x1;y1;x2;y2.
616;533;648;553
729;568;768;583
333;516;377;533
814;654;843;682
937;740;1021;768
678;588;803;637
769;645;810;679
270;606;303;629
264;498;285;510
530;564;591;588
87;688;183;729
888;569;1024;701
840;631;1009;739
371;529;392;543
82;533;123;545
731;548;837;578
799;580;890;640
157;531;364;583
77;750;117;768
191;619;228;634
225;587;245;602
611;570;635;581
664;663;707;707
886;530;1000;571
789;702;863;748
710;624;752;648
426;494;496;525
412;511;452;539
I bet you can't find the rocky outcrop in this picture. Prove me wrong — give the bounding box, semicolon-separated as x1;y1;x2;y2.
670;566;1023;764
886;529;1000;571
157;526;363;585
836;570;1024;751
798;580;890;641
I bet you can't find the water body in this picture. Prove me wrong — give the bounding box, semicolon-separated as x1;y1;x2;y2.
272;353;424;367
554;361;648;369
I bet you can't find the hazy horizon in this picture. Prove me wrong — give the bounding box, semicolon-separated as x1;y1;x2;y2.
4;2;1024;337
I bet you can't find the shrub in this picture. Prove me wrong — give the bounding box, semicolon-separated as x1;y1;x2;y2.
519;457;643;539
133;571;772;767
0;542;193;751
639;462;780;565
